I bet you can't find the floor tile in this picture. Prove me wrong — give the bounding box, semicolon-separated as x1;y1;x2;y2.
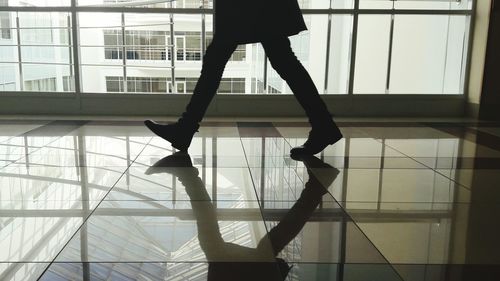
40;261;288;281
55;200;275;263
0;165;125;201
143;137;246;157
309;168;471;204
0;262;51;281
351;203;500;266
0;214;88;262
39;262;408;281
393;264;500;281
105;165;259;201
286;263;402;281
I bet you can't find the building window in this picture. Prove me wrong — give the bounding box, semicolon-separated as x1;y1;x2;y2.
106;76;169;93
24;78;57;92
104;30;167;61
0;0;11;40
218;78;245;94
106;76;124;92
63;76;74;92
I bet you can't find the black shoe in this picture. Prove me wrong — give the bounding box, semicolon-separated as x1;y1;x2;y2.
145;151;198;178
290;128;343;156
144;120;199;152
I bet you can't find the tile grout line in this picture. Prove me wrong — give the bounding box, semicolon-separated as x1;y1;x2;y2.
35;136;154;281
0;121;87;171
276;124;405;281
253;123;405;280
374;138;473;192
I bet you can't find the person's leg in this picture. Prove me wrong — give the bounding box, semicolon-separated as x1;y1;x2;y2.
180;37;238;124
261;36;342;155
145;37;238;151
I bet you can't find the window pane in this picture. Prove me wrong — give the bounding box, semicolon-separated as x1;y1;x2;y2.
0;12;73;92
0;64;18;91
360;0;472;10
353;15;391;94
389;15;468;94
0;0;70;7
23;64;71;92
78;0;214;8
326;15;353;95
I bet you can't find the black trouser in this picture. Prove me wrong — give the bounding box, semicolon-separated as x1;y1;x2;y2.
180;36;337;129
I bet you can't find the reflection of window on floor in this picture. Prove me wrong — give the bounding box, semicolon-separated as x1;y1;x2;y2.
103;0;165;8
24;77;56;91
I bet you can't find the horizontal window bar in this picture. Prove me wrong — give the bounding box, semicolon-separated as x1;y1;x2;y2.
0;7;473;16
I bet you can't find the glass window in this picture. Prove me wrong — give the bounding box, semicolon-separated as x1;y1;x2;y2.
353;15;392;94
388;15;468;94
0;1;473;95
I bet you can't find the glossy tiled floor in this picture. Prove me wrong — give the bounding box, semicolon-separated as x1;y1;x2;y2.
1;119;500;281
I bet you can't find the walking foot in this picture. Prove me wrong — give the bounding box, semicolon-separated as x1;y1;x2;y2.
144;120;199;152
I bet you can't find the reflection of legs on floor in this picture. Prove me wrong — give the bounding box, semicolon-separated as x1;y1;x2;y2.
177;171;225;260
261;36;343;155
259;156;340;255
261;181;325;255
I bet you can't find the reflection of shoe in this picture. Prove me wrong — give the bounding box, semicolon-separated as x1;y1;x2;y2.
145;152;198;178
144;120;199;152
298;155;340;190
290;127;342;156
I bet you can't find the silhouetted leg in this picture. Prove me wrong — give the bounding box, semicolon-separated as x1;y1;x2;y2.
261;36;342;155
261;36;338;129
257;180;326;255
180;37;239;125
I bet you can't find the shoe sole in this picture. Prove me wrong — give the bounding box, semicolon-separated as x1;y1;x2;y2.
144;120;189;152
290;134;343;156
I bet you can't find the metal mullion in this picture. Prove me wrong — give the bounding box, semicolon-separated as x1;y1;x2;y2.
0;6;474;15
385;13;395;94
441;13;452;94
462;0;477;99
169;3;176;93
71;0;82;101
0;61;74;66
0;44;72;47
121;12;127;93
15;26;71;30
355;9;472;15
79;23;173;29
0;6;72;12
75;7;213;14
201;9;206;55
347;0;360;95
67;15;74;91
263;53;268;94
323;0;333;94
14;15;24;91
